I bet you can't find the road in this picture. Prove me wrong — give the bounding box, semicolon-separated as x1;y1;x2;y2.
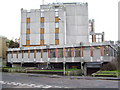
1;72;119;88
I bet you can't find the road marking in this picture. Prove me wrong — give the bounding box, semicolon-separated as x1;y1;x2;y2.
0;81;62;88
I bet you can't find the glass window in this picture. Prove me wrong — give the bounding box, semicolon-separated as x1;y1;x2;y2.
55;11;59;17
55;33;59;40
58;49;63;58
41;10;44;17
50;49;55;58
40;34;44;40
75;48;81;57
26;23;30;29
55;23;59;28
40;23;44;28
26;34;30;40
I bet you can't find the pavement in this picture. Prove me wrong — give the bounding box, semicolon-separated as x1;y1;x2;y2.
1;72;120;88
24;73;120;81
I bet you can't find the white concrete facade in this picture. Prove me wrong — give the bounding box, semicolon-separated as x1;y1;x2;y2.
20;3;88;47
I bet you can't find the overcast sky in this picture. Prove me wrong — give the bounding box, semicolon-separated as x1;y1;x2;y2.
0;0;119;41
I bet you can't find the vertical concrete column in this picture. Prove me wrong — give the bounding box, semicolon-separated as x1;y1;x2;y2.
100;46;104;61
63;48;66;75
41;49;43;62
34;50;36;63
72;47;75;62
90;46;93;62
28;50;30;62
55;48;58;62
48;49;50;63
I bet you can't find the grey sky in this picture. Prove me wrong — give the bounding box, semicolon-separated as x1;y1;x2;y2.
0;0;118;41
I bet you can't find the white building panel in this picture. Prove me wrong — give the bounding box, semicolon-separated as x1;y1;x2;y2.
49;34;55;44
29;53;34;62
21;34;26;45
23;53;28;62
44;34;49;45
21;10;27;23
44;23;49;34
21;23;26;34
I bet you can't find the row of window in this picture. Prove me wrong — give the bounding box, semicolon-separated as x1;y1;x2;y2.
26;10;60;46
9;48;82;58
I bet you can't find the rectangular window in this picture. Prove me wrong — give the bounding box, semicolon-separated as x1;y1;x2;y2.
55;17;59;22
26;23;30;29
40;28;44;34
50;49;55;58
40;34;44;40
41;10;44;17
26;18;30;23
26;29;30;34
55;39;59;45
75;48;81;57
26;34;30;40
40;23;44;28
55;33;59;40
26;40;30;45
55;23;59;28
58;49;63;58
55;11;59;17
55;28;59;33
40;17;44;23
40;40;44;45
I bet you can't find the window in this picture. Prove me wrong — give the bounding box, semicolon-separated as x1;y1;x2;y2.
26;40;30;45
26;34;30;40
55;11;59;17
55;23;59;28
75;48;81;57
55;17;59;22
40;40;44;45
40;17;44;23
58;49;63;58
50;49;55;58
40;23;44;28
41;10;44;17
40;34;44;40
55;28;59;33
55;33;59;40
55;39;59;45
26;23;30;29
26;18;30;23
40;28;44;34
66;48;72;57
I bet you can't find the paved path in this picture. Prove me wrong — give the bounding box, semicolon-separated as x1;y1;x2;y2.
1;72;119;88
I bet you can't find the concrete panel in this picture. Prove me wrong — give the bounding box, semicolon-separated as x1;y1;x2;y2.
23;53;28;62
42;52;47;62
44;34;49;45
74;57;81;62
44;23;49;34
21;11;27;23
21;23;26;34
49;34;55;44
29;53;34;62
59;34;65;45
57;58;64;62
30;34;40;45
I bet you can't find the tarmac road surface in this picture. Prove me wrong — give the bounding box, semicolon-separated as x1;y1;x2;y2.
1;72;119;89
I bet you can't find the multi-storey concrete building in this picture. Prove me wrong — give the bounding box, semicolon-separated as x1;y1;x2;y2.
20;2;89;47
7;2;117;75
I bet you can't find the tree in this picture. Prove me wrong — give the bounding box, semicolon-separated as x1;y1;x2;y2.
7;40;19;48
